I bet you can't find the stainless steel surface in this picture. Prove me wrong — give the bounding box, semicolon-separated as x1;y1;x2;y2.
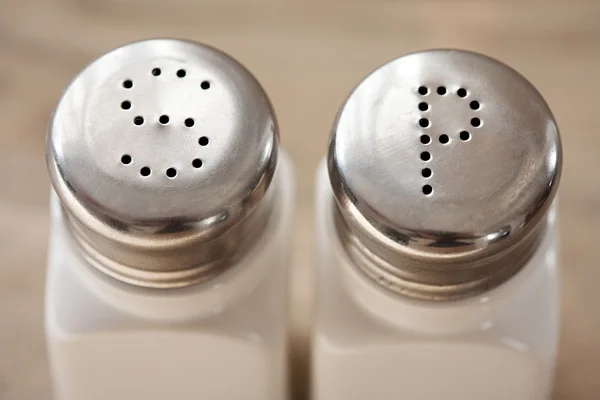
329;49;562;301
46;39;279;288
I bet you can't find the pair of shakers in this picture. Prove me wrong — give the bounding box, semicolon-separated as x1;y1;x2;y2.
45;39;562;400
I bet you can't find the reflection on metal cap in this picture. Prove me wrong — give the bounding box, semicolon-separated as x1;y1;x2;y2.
329;49;561;300
47;39;279;288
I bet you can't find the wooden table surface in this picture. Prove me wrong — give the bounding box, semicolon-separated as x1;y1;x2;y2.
1;1;599;398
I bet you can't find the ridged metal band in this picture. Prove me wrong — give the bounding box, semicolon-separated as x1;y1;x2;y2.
332;201;547;301
59;177;276;289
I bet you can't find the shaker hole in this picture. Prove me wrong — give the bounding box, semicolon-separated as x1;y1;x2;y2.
134;116;144;125
470;100;480;110
420;135;431;144
121;155;132;165
439;134;449;144
201;81;211;90
419;118;430;128
159;115;170;125
123;80;133;89
166;168;177;178
140;167;151;176
420;151;431;161
185;118;195;127
418;102;429;111
192;158;203;168
177;69;186;78
460;131;471;141
422;185;433;195
457;88;467;98
437;86;447;95
121;101;131;110
421;168;432;178
418;86;428;95
199;136;209;146
152;68;161;76
471;117;482;127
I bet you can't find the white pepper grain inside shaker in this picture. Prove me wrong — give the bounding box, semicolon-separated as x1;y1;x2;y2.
45;39;294;400
312;49;562;400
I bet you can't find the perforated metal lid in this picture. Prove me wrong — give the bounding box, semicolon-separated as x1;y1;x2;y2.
329;49;562;301
47;39;279;288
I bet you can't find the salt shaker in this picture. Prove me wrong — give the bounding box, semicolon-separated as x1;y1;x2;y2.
313;49;562;400
45;39;294;400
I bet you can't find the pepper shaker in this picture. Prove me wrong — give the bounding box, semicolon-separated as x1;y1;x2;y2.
312;49;562;400
45;39;294;400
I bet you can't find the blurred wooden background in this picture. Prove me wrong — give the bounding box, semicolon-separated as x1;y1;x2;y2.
0;0;599;399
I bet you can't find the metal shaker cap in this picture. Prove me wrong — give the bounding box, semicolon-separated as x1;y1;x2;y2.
329;49;562;301
47;39;278;288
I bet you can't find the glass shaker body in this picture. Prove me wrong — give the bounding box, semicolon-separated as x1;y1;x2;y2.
312;49;562;400
45;39;294;400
